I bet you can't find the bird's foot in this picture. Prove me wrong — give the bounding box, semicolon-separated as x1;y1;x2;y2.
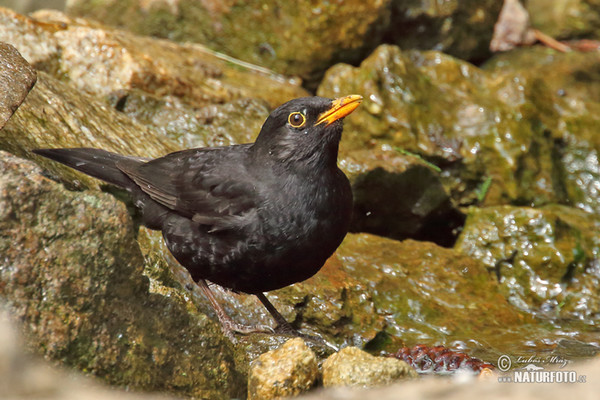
255;292;338;351
219;319;274;343
226;320;275;335
197;279;274;343
272;322;339;352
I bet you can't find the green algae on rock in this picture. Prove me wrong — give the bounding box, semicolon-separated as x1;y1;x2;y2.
456;205;600;323
66;0;390;85
0;7;307;109
484;46;600;104
0;151;244;399
319;44;600;224
387;0;503;61
0;71;180;189
527;0;600;40
107;90;269;149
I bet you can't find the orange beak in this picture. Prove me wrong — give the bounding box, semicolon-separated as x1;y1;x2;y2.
316;95;362;127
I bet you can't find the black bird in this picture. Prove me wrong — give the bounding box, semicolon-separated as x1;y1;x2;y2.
33;95;362;340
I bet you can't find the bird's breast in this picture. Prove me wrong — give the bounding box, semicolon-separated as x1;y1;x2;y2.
258;169;352;247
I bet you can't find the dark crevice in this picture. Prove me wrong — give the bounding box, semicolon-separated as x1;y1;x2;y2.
349;165;466;248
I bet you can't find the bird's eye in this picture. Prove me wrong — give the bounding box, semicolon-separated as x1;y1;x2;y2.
288;112;306;128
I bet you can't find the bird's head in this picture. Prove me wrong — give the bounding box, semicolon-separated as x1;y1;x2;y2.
252;95;362;168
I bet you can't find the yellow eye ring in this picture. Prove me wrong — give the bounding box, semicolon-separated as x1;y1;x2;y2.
288;112;306;128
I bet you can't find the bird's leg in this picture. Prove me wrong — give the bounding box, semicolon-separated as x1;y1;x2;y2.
255;292;299;335
197;279;273;341
255;292;339;351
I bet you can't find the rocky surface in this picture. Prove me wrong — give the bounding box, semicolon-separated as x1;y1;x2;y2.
66;0;391;85
0;42;36;129
0;308;175;400
387;0;503;61
0;151;244;399
0;7;307;108
302;357;600;400
4;304;600;400
322;347;416;388
66;0;502;85
527;0;600;39
319;43;600;242
248;338;318;400
456;205;600;321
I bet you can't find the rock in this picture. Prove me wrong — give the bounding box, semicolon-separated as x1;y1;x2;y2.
66;1;502;83
388;0;503;61
0;7;307;109
319;44;600;238
484;46;600;103
200;233;551;362
322;347;417;388
247;338;318;400
0;42;36;129
456;205;600;323
0;307;175;400
107;90;269;148
484;47;600;215
0;70;180;188
66;0;391;85
0;151;244;399
527;0;600;39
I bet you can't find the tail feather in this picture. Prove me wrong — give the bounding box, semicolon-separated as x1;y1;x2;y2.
32;148;144;189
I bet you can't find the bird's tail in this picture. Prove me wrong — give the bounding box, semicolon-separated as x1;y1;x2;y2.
32;148;144;189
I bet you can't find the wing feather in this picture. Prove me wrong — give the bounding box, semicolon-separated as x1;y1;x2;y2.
116;145;258;231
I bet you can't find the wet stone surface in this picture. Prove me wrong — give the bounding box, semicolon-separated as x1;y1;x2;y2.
0;151;244;399
322;346;417;388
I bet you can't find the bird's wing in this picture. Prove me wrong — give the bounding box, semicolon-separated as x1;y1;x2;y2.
116;145;259;232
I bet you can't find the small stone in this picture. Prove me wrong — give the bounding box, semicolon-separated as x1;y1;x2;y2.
322;347;417;388
248;338;318;400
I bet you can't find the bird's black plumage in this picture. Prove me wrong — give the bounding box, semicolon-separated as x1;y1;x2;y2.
33;95;362;338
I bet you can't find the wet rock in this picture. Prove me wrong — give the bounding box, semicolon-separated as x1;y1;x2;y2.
0;151;244;399
484;47;600;215
194;233;550;362
484;46;600;103
0;71;180;188
387;0;503;61
0;7;61;72
247;338;318;400
0;307;175;400
0;7;306;109
107;90;269;148
527;0;600;39
66;1;502;83
66;0;391;85
322;347;417;388
319;44;600;234
0;42;36;130
456;205;600;323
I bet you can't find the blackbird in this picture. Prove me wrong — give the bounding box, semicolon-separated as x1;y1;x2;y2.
33;94;362;340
